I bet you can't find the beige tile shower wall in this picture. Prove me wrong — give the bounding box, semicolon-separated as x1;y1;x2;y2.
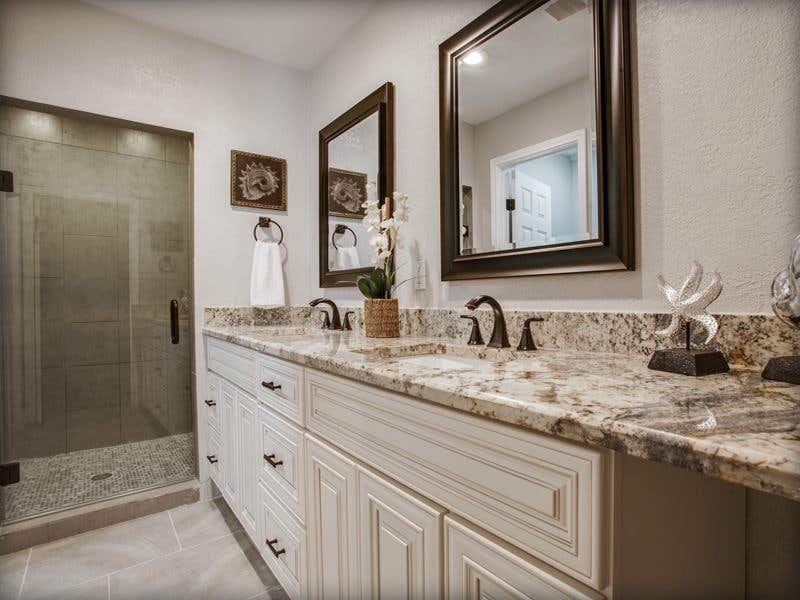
0;105;193;459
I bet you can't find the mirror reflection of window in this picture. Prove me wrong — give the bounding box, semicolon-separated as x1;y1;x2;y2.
456;0;597;255
327;111;380;271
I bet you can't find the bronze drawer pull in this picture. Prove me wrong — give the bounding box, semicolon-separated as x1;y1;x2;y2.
206;455;218;464
264;454;284;468
266;538;286;558
204;399;216;406
261;381;282;391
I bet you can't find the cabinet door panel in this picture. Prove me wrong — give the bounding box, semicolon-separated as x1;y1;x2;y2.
221;381;239;510
238;391;259;537
305;434;359;600
444;516;601;600
358;467;444;599
206;371;221;433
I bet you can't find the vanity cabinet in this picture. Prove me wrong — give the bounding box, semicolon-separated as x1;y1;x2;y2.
220;380;240;511
205;337;607;599
204;336;744;599
357;465;444;599
237;391;259;537
306;435;360;599
444;515;600;600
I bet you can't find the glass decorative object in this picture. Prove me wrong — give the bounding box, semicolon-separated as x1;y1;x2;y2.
648;261;730;376
762;235;800;384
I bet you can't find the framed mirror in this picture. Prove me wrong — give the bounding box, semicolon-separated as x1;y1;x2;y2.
319;83;395;287
440;0;634;280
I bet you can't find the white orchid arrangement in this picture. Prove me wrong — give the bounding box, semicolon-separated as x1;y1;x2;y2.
357;190;411;299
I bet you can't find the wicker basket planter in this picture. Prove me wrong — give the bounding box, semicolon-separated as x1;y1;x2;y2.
363;298;400;338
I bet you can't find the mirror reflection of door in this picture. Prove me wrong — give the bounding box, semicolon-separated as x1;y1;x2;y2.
514;171;551;247
457;0;597;255
326;111;380;272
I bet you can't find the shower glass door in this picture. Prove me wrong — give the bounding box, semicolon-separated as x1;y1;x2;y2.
0;102;194;523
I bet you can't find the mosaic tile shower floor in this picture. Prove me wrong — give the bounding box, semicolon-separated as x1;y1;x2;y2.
2;433;194;523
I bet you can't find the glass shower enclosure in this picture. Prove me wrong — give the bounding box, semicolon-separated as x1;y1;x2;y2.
0;101;195;523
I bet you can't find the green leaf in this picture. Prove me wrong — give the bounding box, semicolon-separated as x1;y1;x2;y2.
357;275;377;298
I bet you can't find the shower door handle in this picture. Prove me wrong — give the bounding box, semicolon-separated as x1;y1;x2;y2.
170;299;179;344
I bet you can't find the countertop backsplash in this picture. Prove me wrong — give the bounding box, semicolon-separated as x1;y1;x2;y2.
204;306;798;369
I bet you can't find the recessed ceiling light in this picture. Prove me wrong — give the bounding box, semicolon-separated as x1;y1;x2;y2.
462;50;485;66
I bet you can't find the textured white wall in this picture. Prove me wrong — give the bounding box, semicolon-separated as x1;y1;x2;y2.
0;0;312;481
308;0;800;314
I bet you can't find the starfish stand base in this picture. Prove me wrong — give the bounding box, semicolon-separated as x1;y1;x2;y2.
762;355;800;385
648;348;730;377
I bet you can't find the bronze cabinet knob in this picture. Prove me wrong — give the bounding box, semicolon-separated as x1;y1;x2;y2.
266;538;286;558
263;453;284;468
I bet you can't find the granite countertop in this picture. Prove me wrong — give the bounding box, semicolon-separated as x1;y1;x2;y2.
203;324;800;502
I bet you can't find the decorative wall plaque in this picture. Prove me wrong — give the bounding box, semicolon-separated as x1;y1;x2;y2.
230;150;287;210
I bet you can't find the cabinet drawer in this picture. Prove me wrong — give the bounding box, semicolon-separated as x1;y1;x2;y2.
305;370;608;589
255;354;304;426
258;482;306;600
207;338;255;394
258;404;305;523
444;515;602;600
205;372;221;433
206;426;222;488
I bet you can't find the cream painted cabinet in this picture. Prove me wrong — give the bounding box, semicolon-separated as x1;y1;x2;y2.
444;515;601;600
220;380;239;511
357;465;444;599
306;434;360;599
237;390;259;537
206;337;746;600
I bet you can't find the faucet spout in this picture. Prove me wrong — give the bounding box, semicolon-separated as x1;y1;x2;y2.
309;297;342;330
464;295;510;348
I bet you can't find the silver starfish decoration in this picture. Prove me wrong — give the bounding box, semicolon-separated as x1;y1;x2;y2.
656;261;722;345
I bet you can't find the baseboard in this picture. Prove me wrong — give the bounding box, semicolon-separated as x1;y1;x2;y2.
0;478;200;555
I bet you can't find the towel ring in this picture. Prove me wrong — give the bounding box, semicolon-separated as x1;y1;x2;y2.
253;217;284;245
331;224;357;249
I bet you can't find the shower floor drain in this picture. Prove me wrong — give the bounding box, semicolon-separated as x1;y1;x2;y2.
91;472;113;481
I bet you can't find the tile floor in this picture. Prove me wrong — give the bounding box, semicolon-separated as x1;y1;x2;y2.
0;497;287;600
3;433;194;522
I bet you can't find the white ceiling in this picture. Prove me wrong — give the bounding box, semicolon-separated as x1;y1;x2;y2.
82;0;376;71
458;1;594;125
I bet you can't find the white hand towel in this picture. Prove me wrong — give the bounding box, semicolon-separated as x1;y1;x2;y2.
250;240;285;306
335;246;360;270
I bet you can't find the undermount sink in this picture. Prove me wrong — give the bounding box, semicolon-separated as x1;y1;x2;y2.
350;341;522;367
394;353;492;370
256;326;311;337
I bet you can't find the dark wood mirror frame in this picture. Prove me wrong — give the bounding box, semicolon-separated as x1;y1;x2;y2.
319;82;395;287
439;0;634;280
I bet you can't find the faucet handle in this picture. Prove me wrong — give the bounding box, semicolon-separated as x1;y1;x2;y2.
319;309;331;329
343;311;355;331
460;315;485;346
517;317;544;351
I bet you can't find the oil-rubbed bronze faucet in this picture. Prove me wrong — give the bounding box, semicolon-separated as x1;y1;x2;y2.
517;317;544;351
460;315;484;345
309;298;342;330
464;295;510;348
